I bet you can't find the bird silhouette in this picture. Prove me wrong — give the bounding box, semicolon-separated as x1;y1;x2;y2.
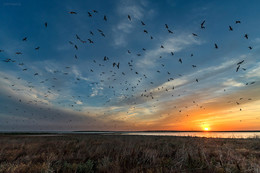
69;11;77;14
244;34;248;39
179;58;182;64
44;22;47;28
141;21;145;25
192;33;198;36
113;62;120;69
201;20;205;29
229;26;233;31
236;65;240;72
235;20;241;24
88;39;94;43
214;43;218;49
128;15;131;21
237;60;244;65
22;37;27;41
104;15;107;21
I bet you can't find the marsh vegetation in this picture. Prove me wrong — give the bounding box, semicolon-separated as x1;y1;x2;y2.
0;134;259;172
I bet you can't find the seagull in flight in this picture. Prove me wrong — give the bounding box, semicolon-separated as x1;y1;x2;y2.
69;11;77;14
128;15;131;21
201;20;205;29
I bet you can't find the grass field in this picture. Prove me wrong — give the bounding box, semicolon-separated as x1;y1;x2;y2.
0;134;259;173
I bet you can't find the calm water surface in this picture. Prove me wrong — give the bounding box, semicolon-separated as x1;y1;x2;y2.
121;132;260;138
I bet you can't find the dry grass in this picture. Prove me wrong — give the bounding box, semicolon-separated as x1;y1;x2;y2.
0;134;259;173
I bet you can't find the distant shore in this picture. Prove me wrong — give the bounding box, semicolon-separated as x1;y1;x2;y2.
0;131;259;139
0;134;259;172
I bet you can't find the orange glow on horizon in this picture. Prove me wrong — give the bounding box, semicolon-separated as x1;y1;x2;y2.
204;127;209;131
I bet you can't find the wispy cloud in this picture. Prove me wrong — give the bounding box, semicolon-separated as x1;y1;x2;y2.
137;34;203;67
112;0;153;47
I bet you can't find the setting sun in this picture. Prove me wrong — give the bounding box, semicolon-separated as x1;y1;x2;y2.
204;127;209;131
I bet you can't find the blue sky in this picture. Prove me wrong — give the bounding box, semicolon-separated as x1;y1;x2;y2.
0;0;260;131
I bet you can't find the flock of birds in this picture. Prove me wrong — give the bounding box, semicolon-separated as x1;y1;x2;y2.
0;9;258;129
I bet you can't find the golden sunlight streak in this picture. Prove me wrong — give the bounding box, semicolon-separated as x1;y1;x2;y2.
204;127;209;131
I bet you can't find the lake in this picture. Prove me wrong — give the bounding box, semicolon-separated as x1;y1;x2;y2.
120;132;260;138
1;131;260;138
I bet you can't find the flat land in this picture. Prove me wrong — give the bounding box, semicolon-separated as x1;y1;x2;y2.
0;134;259;173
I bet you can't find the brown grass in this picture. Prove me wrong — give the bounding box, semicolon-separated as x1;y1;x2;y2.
0;134;259;173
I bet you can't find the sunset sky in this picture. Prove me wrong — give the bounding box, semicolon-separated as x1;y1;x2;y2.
0;0;259;131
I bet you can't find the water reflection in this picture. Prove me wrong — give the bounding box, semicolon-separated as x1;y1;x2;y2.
121;132;260;138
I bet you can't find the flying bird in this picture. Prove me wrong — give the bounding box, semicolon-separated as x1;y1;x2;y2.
44;22;47;28
128;15;131;21
69;11;77;14
214;43;218;49
113;62;120;69
88;39;94;43
201;20;205;29
179;58;182;64
229;26;233;31
141;21;145;25
244;34;248;39
235;20;241;24
104;15;107;21
192;33;198;36
236;65;240;72
237;60;244;65
104;56;109;61
22;37;27;41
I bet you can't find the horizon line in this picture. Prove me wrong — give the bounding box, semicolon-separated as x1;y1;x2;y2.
0;130;260;133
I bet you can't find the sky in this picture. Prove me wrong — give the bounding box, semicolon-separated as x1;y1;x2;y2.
0;0;260;131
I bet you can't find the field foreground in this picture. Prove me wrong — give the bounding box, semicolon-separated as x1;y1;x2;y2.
0;134;259;173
